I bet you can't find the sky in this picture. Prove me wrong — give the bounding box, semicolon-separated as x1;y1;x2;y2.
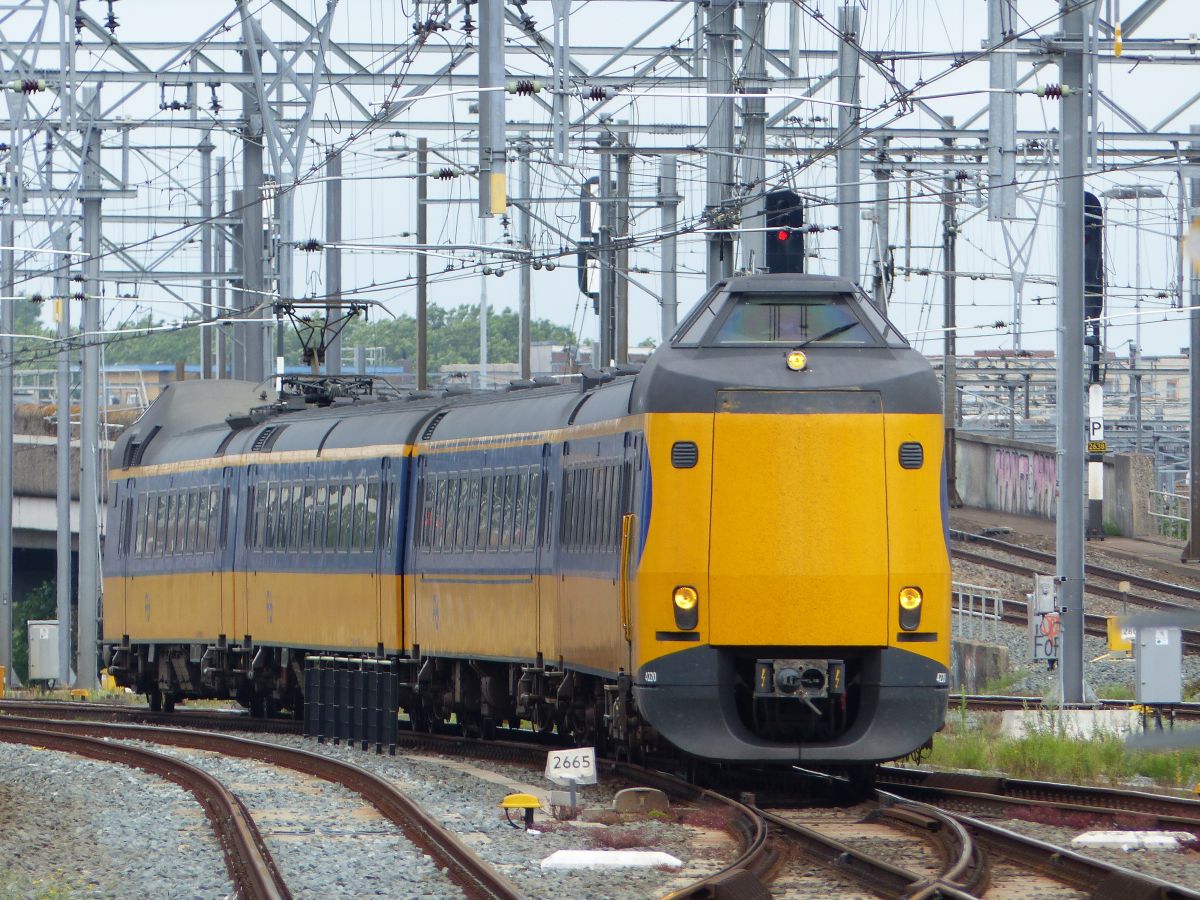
4;0;1197;365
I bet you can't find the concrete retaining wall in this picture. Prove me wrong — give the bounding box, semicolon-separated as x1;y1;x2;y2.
955;433;1154;537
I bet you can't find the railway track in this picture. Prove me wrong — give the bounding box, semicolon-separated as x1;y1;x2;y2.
0;698;304;733
955;693;1200;720
0;715;521;900
0;720;290;900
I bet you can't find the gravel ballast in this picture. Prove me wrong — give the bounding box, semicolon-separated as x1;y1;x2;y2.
0;741;232;898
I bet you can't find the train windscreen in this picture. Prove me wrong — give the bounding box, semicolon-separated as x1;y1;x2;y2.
712;293;871;346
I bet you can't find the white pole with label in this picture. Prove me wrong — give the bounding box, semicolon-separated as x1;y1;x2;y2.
1088;383;1105;536
544;747;597;815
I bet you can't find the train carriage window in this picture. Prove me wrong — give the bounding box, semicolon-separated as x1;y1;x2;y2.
313;484;328;551
525;471;540;550
384;476;397;550
417;475;432;551
430;477;446;552
350;480;367;550
197;490;210;553
513;472;527;549
499;473;513;550
300;485;315;552
325;482;341;551
456;477;472;552
288;483;304;552
609;464;622;551
134;494;148;557
252;487;267;550
588;467;601;551
265;483;279;550
164;492;178;554
475;476;490;551
153;493;168;556
181;490;196;553
444;477;460;552
281;483;296;551
489;474;504;551
365;481;379;552
339;482;356;551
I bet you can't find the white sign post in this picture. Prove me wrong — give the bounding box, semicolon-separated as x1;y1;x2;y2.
544;747;597;814
1030;575;1061;664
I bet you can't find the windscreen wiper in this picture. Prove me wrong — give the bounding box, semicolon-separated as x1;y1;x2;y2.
794;321;859;348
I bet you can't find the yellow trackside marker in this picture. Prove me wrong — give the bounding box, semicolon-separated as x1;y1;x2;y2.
490;172;508;214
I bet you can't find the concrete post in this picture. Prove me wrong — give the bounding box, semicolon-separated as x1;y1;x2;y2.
478;0;506;217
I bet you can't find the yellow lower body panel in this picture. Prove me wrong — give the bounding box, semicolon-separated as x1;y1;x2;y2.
120;572;225;642
241;570;379;650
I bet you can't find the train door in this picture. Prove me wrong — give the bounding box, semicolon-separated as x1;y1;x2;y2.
373;458;391;652
618;434;639;670
233;464;256;644
534;443;554;659
107;478;135;642
219;467;237;643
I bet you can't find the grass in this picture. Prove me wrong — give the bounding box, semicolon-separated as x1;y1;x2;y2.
979;669;1030;696
1094;682;1137;701
928;708;1200;790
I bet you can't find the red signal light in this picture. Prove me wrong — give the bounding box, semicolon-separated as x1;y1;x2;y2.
776;229;789;241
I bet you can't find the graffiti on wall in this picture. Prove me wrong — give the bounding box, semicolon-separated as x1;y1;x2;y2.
991;448;1057;518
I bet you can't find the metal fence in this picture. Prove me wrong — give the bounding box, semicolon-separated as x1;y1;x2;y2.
951;582;1006;642
1148;490;1189;541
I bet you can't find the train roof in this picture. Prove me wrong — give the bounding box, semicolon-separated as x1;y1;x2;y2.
112;372;639;470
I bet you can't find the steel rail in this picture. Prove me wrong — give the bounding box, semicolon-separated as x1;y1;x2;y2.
0;721;289;900
0;717;522;900
0;699;304;733
943;810;1200;900
879;767;1200;829
871;796;989;898
952;528;1200;603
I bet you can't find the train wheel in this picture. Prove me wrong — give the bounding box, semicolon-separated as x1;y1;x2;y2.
163;693;177;714
147;688;163;712
249;693;266;718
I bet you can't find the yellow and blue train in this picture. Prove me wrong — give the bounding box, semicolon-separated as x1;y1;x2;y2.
103;273;951;764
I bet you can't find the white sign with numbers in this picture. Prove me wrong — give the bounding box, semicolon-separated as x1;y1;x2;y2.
544;747;598;786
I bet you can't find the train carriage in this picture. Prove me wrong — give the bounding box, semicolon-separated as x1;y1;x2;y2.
104;273;951;763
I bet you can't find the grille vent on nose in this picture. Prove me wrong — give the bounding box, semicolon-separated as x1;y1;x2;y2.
671;441;699;469
899;442;924;470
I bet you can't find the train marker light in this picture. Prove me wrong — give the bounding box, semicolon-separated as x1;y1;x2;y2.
673;586;699;630
785;349;808;371
899;587;922;631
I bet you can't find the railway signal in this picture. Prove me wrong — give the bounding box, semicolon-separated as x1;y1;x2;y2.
765;189;805;274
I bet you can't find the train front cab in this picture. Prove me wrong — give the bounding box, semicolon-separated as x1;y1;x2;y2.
629;274;951;764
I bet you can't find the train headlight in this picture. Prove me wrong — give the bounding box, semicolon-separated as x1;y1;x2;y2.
785;349;808;372
899;587;922;631
673;586;699;630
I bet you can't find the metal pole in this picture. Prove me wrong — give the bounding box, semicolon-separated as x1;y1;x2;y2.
1184;126;1200;561
987;0;1018;221
0;199;12;685
943;125;963;508
837;3;861;283
740;0;767;272
216;159;227;379
325;150;343;376
230;188;244;381
241;50;265;384
659;156;679;342
873;142;891;313
518;136;532;379
598;128;614;367
615;127;630;365
479;221;489;386
1056;0;1092;705
199;132;214;379
478;0;506;217
78;86;102;691
54;226;72;685
416;138;428;389
705;0;736;285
